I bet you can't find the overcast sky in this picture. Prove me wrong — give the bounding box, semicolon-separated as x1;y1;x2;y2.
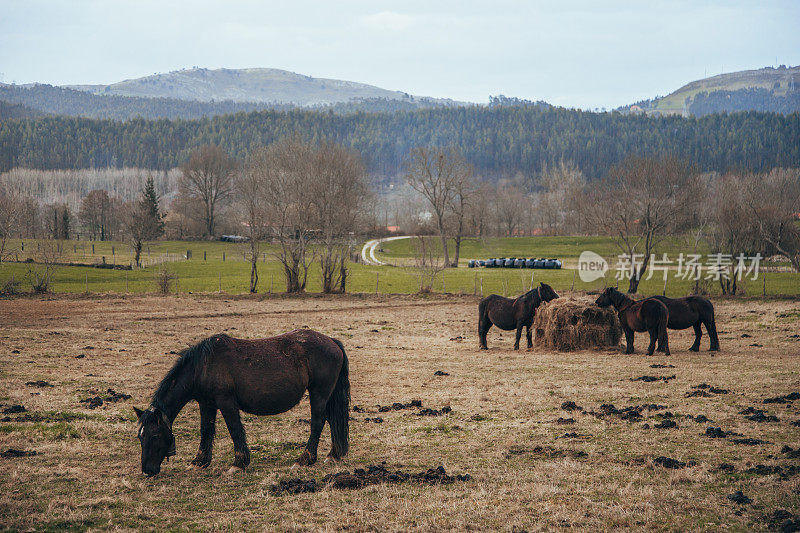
2;0;799;109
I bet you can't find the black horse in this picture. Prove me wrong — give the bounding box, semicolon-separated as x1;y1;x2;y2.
478;282;560;350
133;329;349;477
595;287;669;356
646;295;720;352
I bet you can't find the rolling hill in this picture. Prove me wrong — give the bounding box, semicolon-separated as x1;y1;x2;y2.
627;65;800;116
66;67;461;107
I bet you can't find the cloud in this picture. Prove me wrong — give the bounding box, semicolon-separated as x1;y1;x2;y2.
359;11;414;32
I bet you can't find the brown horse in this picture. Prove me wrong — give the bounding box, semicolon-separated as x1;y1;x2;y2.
646;295;720;352
133;329;349;476
595;287;669;355
478;282;560;350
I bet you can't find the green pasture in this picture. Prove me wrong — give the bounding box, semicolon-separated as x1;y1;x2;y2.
375;235;711;268
0;237;798;298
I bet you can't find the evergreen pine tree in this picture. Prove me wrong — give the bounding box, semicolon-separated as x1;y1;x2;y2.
141;176;164;239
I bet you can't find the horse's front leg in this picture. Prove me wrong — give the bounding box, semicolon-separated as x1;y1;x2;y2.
526;324;533;350
624;327;635;354
191;402;217;468
689;323;702;352
514;324;523;350
220;403;250;473
296;392;326;466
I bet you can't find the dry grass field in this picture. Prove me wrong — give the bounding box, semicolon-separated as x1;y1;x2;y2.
0;293;799;531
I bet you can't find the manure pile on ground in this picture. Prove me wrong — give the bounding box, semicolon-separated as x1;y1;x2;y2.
533;296;622;351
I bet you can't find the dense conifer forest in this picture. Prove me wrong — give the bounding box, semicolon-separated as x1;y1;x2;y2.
1;105;798;179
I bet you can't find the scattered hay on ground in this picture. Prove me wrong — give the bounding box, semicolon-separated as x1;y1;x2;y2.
533;296;621;351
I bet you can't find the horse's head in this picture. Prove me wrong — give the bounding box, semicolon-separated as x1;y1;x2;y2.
134;406;175;477
538;282;559;303
594;287;617;308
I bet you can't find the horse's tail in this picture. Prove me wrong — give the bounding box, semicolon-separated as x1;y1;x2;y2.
326;338;350;458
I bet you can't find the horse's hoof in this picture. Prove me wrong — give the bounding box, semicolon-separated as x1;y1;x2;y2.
689;347;699;352
225;466;244;475
294;451;316;466
324;455;341;464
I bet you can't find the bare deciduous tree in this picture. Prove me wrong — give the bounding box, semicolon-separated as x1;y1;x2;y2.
0;181;21;262
404;147;471;267
585;156;701;293
121;181;166;267
238;155;271;293
179;145;238;238
79;189;111;241
308;143;370;293
410;236;446;293
494;181;528;236
250;139;317;293
445;169;476;266
744;168;800;272
534;160;587;234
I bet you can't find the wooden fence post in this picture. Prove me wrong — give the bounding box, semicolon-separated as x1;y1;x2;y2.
126;272;129;293
662;276;668;296
375;273;379;295
762;273;766;296
571;270;576;291
474;271;477;295
85;272;88;293
480;277;483;297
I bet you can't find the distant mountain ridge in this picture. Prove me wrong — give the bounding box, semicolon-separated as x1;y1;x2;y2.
64;67;462;107
624;65;800;116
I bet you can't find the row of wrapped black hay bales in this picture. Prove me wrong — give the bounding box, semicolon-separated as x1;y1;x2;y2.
468;258;563;269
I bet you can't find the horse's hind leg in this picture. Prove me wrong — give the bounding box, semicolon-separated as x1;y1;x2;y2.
689;323;702;352
478;317;491;350
526;325;533;349
219;402;250;472
646;327;658;355
705;315;720;351
191;402;217;468
296;391;327;466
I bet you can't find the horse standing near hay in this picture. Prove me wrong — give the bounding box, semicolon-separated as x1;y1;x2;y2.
595;288;670;355
645;295;720;352
133;330;349;477
478;282;560;350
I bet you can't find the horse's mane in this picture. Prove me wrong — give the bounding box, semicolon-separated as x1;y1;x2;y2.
151;335;219;409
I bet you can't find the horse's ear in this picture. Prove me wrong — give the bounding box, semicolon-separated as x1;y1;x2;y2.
133;406;145;420
155;408;172;429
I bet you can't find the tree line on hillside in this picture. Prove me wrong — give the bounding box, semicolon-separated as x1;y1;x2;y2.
689;88;800;116
0;84;460;121
1;105;798;179
0;84;295;120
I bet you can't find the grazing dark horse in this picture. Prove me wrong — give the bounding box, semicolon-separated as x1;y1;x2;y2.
133;329;349;477
595;287;670;356
478;282;560;350
646;295;720;352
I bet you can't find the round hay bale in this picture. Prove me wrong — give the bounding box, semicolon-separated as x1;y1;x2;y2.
533;296;622;351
